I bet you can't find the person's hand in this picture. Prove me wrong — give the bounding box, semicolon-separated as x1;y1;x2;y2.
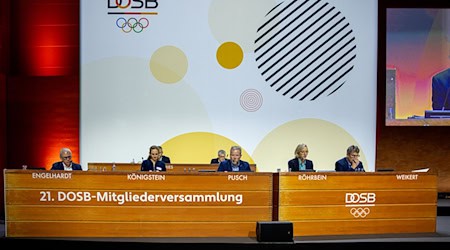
351;158;360;169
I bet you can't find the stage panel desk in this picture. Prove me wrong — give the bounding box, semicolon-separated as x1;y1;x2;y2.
4;170;272;237
87;162;257;172
278;171;438;236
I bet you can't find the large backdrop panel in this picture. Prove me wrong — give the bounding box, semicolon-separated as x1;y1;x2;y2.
80;0;377;171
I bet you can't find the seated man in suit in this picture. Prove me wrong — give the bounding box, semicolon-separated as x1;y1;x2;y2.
158;145;171;164
288;143;314;171
432;68;450;110
217;146;252;172
335;145;365;172
51;147;83;171
210;149;227;164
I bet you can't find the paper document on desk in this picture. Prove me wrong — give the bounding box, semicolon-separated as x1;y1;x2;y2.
411;168;429;172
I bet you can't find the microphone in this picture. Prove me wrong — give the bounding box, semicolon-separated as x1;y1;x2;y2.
442;87;450;111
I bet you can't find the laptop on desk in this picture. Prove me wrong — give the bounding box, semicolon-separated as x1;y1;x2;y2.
198;169;216;172
376;168;395;172
424;110;450;118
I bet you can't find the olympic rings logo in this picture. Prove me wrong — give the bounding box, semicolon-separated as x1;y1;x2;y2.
350;207;370;218
116;17;149;33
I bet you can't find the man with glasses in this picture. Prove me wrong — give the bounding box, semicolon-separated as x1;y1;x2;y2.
335;145;365;172
51;147;82;171
210;149;228;164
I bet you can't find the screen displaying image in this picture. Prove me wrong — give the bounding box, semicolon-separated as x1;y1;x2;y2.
385;7;450;126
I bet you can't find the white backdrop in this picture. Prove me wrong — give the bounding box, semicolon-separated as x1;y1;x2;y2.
80;0;377;172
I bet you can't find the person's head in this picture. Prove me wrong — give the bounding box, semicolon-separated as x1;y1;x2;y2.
229;146;242;164
157;146;163;158
346;145;360;161
158;146;164;155
294;143;309;161
59;148;73;165
149;145;160;161
217;149;226;162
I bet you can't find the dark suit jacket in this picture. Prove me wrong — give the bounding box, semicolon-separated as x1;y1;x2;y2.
335;157;365;172
432;68;450;110
141;159;166;172
288;158;314;171
160;155;171;164
217;159;252;172
51;161;83;170
210;158;228;164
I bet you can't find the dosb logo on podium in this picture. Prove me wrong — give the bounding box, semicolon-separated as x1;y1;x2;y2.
345;192;376;219
345;192;376;204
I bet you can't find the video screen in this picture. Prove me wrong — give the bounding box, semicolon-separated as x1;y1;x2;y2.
385;6;450;126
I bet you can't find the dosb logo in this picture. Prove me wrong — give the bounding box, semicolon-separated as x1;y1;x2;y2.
107;0;158;9
107;0;159;33
345;192;376;204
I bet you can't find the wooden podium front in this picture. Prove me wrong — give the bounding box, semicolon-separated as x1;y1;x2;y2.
4;170;272;237
278;172;438;236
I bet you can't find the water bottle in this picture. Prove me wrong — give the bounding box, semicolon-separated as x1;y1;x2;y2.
112;162;116;171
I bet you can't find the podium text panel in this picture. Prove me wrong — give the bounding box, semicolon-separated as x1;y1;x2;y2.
278;172;437;236
5;170;272;237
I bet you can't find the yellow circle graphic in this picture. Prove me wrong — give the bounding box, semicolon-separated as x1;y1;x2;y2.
216;42;244;69
150;46;188;83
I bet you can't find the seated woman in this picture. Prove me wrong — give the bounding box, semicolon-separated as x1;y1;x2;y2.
141;145;166;172
288;143;314;172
